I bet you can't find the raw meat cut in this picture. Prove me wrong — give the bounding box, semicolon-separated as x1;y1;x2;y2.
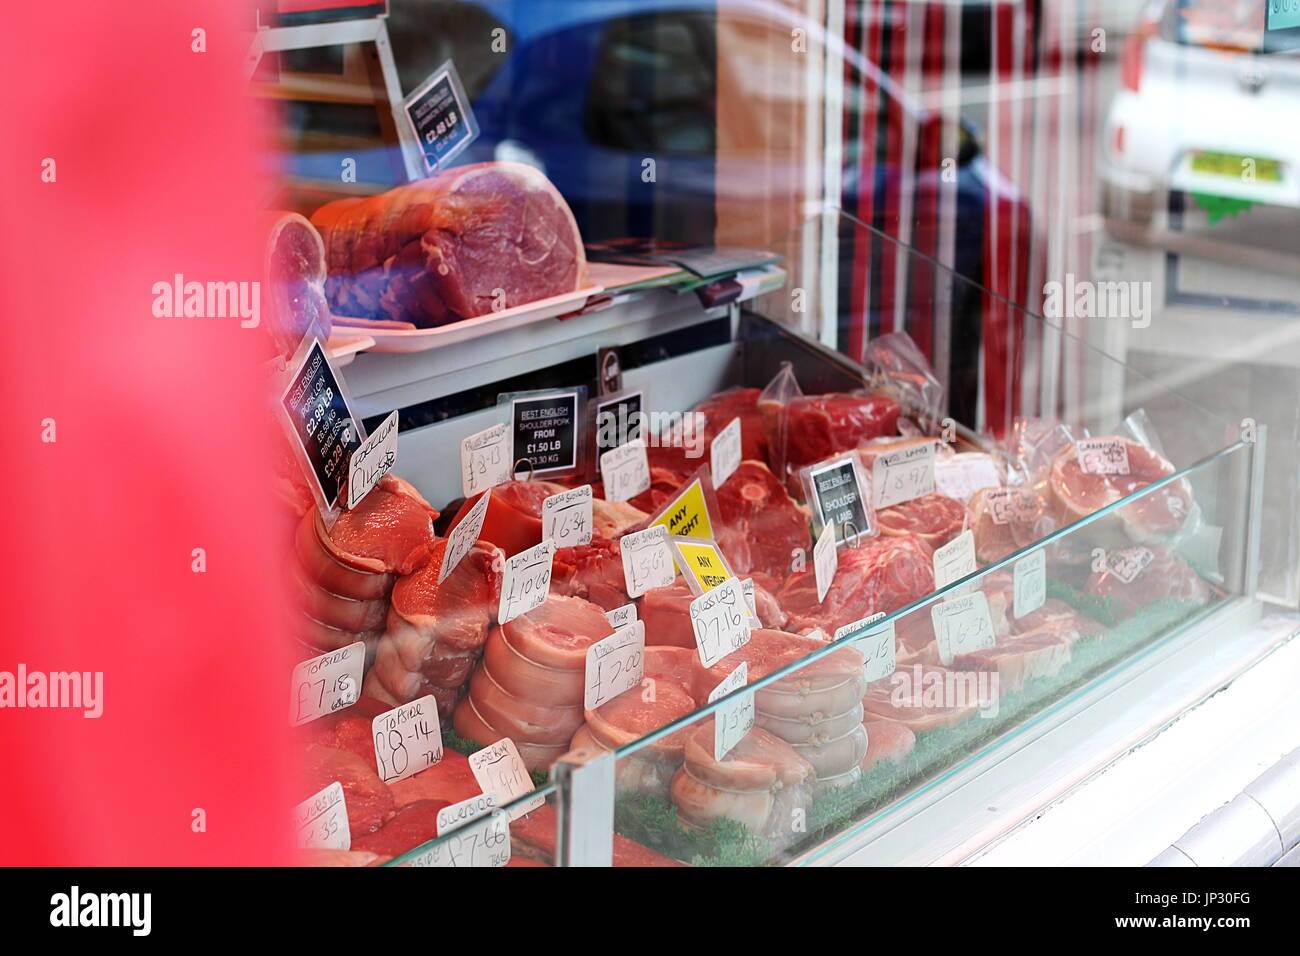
498;595;614;670
311;162;587;328
350;799;449;857
1084;544;1210;618
301;743;395;839
860;665;984;733
362;537;502;714
695;387;768;461
297;849;389;867
643;645;696;694
321;474;439;575
509;803;684;866
671;723;814;844
951;628;1072;692
552;536;628;611
294;505;395;601
1049;438;1193;539
969;486;1055;564
714;460;810;580
690;629;865;715
638;580;789;652
757;703;864;745
449;481;647;557
763;392;902;494
291;563;389;633
859;718;916;771
876;492;966;549
264;211;330;360
570;680;697;798
388;749;480;808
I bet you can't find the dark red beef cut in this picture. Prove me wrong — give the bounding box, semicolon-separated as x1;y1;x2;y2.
763;393;901;492
695;388;768;462
876;492;966;549
302;744;395;839
311;162;587;327
715;460;810;581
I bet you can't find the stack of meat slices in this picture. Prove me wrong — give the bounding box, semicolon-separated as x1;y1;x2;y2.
568;680;698;800
454;594;614;771
362;536;503;718
861;664;982;732
692;630;867;795
671;722;815;847
291;474;438;663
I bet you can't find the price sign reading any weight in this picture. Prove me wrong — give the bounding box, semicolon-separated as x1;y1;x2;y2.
584;620;646;710
1076;438;1131;476
931;592;996;666
689;576;751;669
872;441;936;509
290;641;365;726
461;423;511;497
542;485;593;548
620;525;675;598
371;695;443;785
498;540;556;625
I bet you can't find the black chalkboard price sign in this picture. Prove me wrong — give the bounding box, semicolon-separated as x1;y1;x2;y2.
281;339;362;511
401;60;479;174
508;389;581;478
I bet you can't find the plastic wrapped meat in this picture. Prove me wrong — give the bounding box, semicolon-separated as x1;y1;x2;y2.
969;486;1056;564
1049;438;1193;539
951;627;1072;693
1084;544;1210;618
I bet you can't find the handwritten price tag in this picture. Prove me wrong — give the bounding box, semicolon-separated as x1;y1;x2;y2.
371;695;443;785
620;525;674;598
469;739;544;820
294;781;350;850
461;423;511;497
710;417;742;487
836;613;895;683
931;592;996;665
1013;550;1047;619
813;520;838;603
1106;546;1154;584
708;661;753;761
605;602;637;630
985;487;1040;525
1076;438;1131;476
498;539;556;625
584;620;646;710
542;484;593;548
872;441;936;509
290;641;364;726
405;811;510;868
600;439;651;502
346;410;398;509
690;576;751;669
437;791;499;836
932;529;977;589
439;489;490;583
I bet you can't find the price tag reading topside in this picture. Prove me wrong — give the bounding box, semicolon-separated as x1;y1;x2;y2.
371;695;444;785
290;641;365;726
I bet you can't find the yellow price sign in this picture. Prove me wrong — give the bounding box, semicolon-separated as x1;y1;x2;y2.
651;478;714;540
669;537;733;595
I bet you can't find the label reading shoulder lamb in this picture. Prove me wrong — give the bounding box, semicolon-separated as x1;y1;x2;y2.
708;661;754;762
584;620;646;710
290;641;365;726
808;456;873;544
281;338;362;512
600;439;651;502
689;576;751;669
469;739;544;820
371;695;443;785
1106;546;1154;585
931;593;996;666
461;423;511;497
405;811;510;868
439;488;491;583
294;781;350;851
836;613;895;683
1076;438;1131;476
510;390;581;478
932;529;978;589
709;417;743;487
498;539;557;625
1013;550;1047;619
652;477;714;539
346;409;398;510
437;791;499;837
542;484;593;548
813;521;839;604
670;536;734;596
620;525;675;598
872;441;936;509
402;59;480;175
595;390;643;456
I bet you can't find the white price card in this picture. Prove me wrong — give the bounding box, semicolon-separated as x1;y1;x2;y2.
600;438;651;502
294;781;350;850
813;520;838;604
371;695;443;785
437;791;500;836
710;417;742;487
985;487;1039;525
439;488;490;583
931;592;996;665
932;529;977;589
605;602;637;630
405;811;510;868
689;576;751;669
346;410;398;509
872;441;937;509
584;620;646;710
836;613;895;683
1106;546;1154;584
290;641;364;726
1076;438;1130;476
933;453;1002;505
498;539;556;625
469;738;545;820
708;661;753;762
461;423;511;497
1013;550;1047;619
542;484;593;548
620;524;675;598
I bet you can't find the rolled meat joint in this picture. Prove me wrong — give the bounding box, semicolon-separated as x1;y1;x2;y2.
568;680;697;800
671;723;814;845
311;162;588;328
363;537;503;716
1048;437;1194;540
264;211;330;360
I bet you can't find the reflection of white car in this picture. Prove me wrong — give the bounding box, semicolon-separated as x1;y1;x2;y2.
1100;0;1300;254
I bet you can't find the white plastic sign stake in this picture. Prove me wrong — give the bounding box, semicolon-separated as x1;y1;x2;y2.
405;811;510;868
290;641;365;726
836;613;895;683
600;438;651;502
542;484;593;548
439;489;490;583
1076;438;1131;476
932;529;977;589
294;781;350;850
872;441;936;509
371;695;443;785
931;592;996;665
584;620;646;710
813;520;838;603
708;661;753;762
1013;550;1047;619
469;739;544;820
498;539;556;625
346;410;398;510
620;525;674;597
461;423;511;497
437;791;499;836
710;417;742;487
689;576;751;669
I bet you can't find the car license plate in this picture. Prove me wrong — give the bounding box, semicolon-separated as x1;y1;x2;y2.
1190;151;1283;182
